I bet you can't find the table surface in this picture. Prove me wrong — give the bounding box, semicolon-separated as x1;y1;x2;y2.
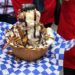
0;22;75;75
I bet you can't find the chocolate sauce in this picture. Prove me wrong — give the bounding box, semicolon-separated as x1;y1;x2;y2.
34;10;36;38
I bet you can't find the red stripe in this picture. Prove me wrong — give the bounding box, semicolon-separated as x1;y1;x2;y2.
3;0;8;14
6;0;8;14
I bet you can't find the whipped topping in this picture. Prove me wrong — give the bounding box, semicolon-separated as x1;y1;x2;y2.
5;9;54;49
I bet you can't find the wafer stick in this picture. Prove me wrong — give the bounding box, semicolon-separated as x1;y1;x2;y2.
17;25;25;39
3;36;15;50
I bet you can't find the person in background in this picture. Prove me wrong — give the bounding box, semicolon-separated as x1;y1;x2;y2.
0;0;17;24
57;0;75;75
12;0;56;28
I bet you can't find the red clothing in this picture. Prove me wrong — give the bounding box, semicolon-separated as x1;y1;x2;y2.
40;0;56;24
57;0;75;69
11;0;33;15
11;0;56;24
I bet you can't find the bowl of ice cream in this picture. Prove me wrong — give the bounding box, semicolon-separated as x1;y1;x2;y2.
3;4;54;61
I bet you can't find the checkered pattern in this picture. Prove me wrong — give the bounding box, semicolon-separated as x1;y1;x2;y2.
0;0;14;15
0;22;75;75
